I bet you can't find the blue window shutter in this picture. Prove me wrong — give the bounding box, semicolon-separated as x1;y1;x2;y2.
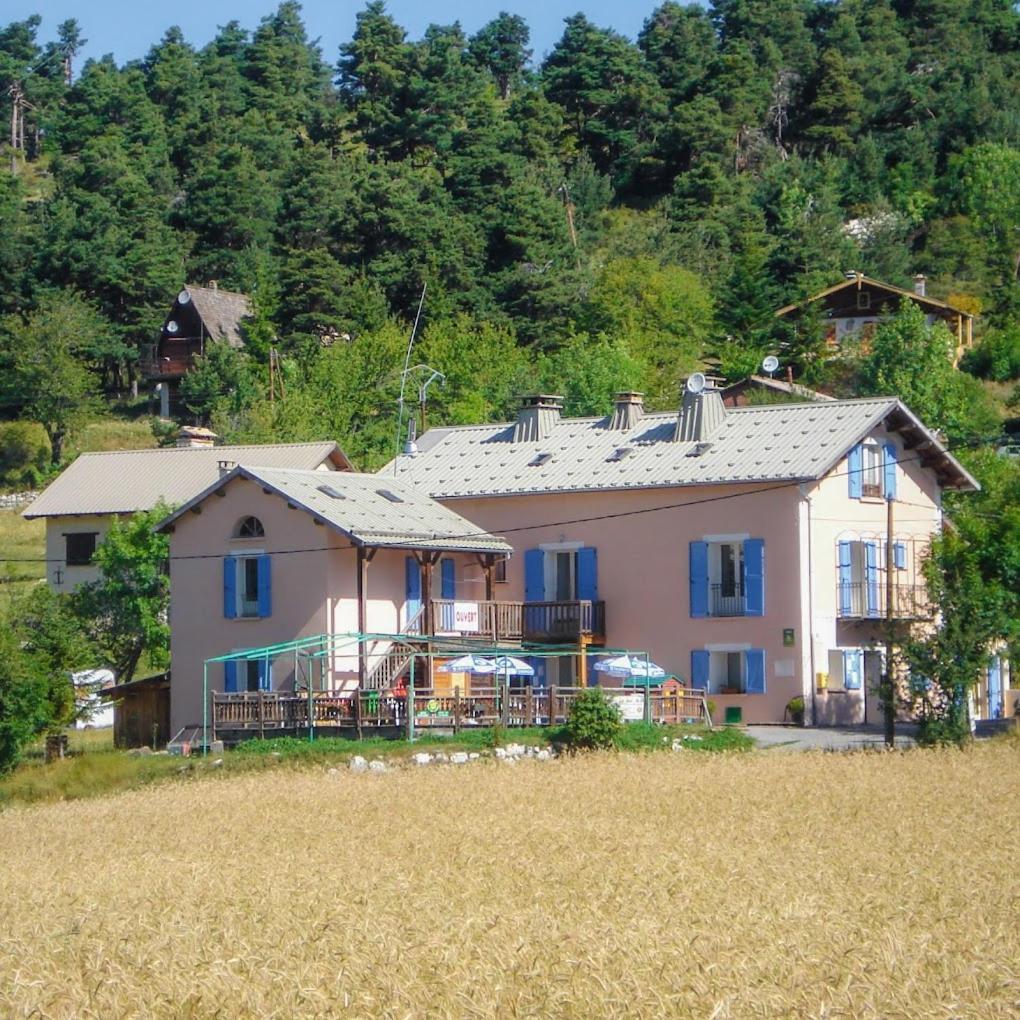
894;542;906;570
689;541;709;618
843;649;863;689
883;443;898;500
257;657;272;692
848;444;863;499
529;656;547;688
745;649;766;694
838;541;853;616
865;541;880;617
691;650;710;691
577;547;598;601
743;538;765;617
257;554;272;617
224;660;238;693
406;556;421;603
524;549;544;602
223;557;237;619
441;558;456;599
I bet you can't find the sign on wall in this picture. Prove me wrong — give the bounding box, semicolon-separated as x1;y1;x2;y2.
453;601;480;633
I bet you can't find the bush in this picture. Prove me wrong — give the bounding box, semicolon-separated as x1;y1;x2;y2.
564;688;621;751
786;696;805;725
961;327;1020;382
0;421;50;488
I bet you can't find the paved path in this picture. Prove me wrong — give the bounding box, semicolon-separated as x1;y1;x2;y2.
746;724;917;752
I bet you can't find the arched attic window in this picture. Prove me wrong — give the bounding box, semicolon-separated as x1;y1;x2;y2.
234;516;265;539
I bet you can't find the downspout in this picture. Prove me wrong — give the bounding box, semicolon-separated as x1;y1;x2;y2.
802;486;818;727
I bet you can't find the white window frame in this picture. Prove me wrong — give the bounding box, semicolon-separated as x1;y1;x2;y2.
861;441;883;498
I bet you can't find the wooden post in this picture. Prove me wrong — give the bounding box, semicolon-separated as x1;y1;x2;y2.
421;553;435;636
258;690;265;740
548;680;557;725
578;636;589;688
356;547;368;688
643;684;652;725
354;686;363;740
454;685;461;735
526;684;534;727
500;679;510;727
884;494;896;748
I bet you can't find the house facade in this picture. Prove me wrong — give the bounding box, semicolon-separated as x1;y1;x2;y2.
775;272;974;364
156;467;512;736
394;388;977;726
23;440;349;594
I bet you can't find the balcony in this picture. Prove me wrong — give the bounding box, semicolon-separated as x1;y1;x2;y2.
139;340;203;380
837;581;930;621
430;599;606;644
710;583;745;617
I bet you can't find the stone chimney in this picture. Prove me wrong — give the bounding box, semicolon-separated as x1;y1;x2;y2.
609;391;644;431
217;459;236;476
913;273;926;297
674;378;725;443
176;425;218;449
514;394;562;443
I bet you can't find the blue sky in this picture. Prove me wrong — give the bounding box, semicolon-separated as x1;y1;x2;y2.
8;2;655;69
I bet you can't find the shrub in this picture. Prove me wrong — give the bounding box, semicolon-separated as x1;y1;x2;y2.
786;696;805;725
961;327;1020;382
564;688;621;751
0;421;50;487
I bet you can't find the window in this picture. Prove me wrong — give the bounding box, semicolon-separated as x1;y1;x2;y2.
234;516;265;539
317;484;345;500
856;290;871;310
376;489;403;503
848;442;897;500
494;557;508;583
65;532;98;567
837;540;880;618
528;452;553;467
224;657;271;692
223;554;271;619
690;539;764;618
691;648;766;694
862;442;883;498
827;649;864;691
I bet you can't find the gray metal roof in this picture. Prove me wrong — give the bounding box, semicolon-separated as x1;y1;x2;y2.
393;397;977;497
156;466;512;554
24;442;348;518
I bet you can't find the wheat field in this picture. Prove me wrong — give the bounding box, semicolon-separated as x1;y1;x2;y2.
1;743;1018;1019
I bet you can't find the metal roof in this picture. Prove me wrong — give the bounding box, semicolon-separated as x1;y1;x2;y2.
156;466;512;554
391;397;977;498
24;442;349;518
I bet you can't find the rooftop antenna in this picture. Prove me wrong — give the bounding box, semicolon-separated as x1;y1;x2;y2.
394;283;427;473
686;372;707;394
762;355;780;378
403;418;418;456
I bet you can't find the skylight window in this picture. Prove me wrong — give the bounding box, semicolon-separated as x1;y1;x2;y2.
377;489;404;503
607;447;633;462
686;442;713;458
529;452;553;467
317;484;346;500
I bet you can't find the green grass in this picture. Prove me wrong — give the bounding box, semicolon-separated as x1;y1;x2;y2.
0;508;45;586
0;723;755;809
72;417;157;455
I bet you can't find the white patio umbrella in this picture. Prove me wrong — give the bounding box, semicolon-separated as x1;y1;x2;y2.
437;654;497;674
490;655;535;677
593;655;667;681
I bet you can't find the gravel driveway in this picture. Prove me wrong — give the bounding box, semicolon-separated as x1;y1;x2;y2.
746;724;917;752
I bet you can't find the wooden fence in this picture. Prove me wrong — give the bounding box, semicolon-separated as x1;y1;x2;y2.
212;684;711;740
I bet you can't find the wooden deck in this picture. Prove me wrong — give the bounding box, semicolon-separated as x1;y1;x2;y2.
212;685;710;739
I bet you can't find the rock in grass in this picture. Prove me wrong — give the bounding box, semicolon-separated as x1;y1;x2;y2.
450;752;469;765
493;747;507;759
349;755;368;772
412;753;432;767
368;759;386;772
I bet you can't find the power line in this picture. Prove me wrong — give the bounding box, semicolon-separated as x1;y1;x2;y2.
0;431;1004;567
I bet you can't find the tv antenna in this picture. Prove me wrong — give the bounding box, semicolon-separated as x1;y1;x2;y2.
686;372;707;394
762;355;780;378
394;284;427;472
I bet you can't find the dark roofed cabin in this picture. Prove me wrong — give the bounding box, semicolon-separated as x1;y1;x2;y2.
142;283;252;412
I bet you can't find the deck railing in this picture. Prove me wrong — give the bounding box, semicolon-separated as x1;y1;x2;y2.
430;599;605;643
212;684;710;737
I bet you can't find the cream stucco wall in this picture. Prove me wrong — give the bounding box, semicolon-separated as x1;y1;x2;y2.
798;422;941;726
44;515;119;592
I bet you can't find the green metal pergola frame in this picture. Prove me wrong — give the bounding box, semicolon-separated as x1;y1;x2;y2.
201;632;656;752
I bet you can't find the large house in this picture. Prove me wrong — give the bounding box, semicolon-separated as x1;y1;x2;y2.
394;387;978;726
775;272;974;363
24;439;349;593
155;466;512;736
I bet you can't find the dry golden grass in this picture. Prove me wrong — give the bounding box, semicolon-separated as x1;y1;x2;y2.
1;743;1018;1018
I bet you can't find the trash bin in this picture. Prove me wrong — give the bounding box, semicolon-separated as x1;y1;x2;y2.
724;706;743;725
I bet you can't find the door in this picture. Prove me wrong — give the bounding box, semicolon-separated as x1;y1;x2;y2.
405;557;422;632
988;657;1003;720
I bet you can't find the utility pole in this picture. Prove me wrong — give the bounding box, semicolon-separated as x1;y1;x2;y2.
883;493;896;747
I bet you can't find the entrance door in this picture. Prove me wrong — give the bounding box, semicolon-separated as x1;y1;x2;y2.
988;657;1003;720
547;550;578;601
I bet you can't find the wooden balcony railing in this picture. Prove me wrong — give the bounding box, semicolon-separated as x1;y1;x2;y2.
430;599;605;643
212;684;710;738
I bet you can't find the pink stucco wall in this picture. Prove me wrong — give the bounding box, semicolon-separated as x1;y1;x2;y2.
167;475;483;733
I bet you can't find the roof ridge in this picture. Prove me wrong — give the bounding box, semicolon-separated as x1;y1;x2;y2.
72;441;335;458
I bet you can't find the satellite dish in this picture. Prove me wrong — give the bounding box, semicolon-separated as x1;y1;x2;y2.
177;289;191;305
166;320;179;334
762;355;779;376
686;372;707;394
